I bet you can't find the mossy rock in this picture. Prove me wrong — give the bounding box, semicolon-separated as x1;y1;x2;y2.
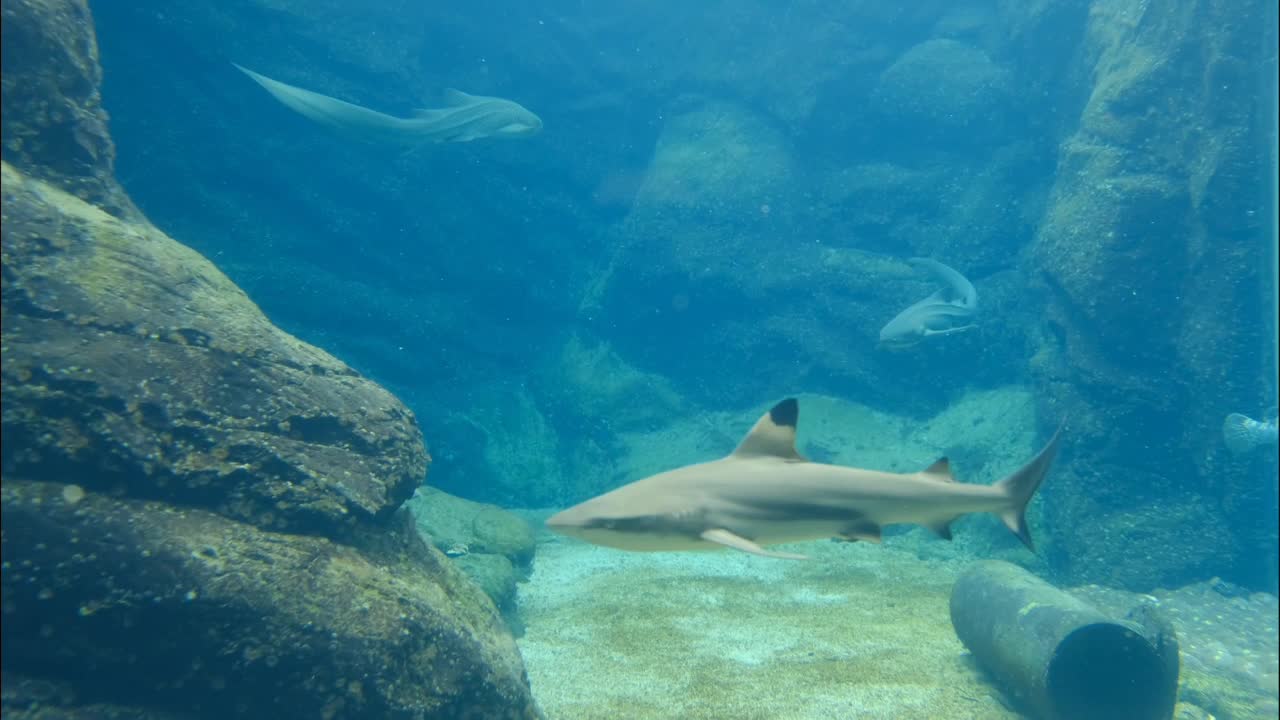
407;487;536;566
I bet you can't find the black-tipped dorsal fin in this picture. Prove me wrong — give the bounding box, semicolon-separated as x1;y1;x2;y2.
920;457;954;482
732;398;804;460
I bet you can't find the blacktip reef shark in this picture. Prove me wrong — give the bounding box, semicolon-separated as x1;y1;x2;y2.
232;64;542;144
878;258;979;349
547;398;1063;559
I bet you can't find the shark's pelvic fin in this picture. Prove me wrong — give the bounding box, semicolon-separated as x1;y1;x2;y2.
732;398;806;460
920;457;954;482
923;519;955;540
837;519;883;543
921;324;977;337
701;528;809;559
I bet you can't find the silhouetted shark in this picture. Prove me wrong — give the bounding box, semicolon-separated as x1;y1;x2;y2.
233;64;542;143
879;258;979;348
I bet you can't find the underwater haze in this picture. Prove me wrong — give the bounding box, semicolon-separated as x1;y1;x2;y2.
1;0;1277;718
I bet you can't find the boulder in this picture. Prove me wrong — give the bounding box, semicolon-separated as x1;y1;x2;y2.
871;38;1012;145
1;479;541;720
407;487;536;619
1;161;427;539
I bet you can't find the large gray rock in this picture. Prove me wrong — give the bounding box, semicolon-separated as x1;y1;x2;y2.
1030;0;1274;590
1;479;541;720
871;38;1012;145
407;487;537;618
1;161;427;538
0;2;542;717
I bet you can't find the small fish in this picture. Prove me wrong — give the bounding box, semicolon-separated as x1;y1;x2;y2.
548;398;1063;559
1222;411;1278;454
879;258;979;349
232;64;542;143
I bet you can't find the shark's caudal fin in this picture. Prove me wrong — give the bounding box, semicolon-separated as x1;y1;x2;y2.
993;422;1065;552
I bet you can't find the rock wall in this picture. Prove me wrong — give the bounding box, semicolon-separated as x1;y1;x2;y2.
1031;0;1276;589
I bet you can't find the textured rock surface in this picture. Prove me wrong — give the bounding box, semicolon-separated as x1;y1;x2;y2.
1;162;427;538
408;487;536;564
1;673;197;720
870;38;1012;145
0;0;136;220
406;487;536;618
1030;0;1274;589
0;2;541;717
1;479;541;720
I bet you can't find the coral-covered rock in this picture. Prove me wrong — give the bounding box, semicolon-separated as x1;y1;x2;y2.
1;162;427;538
1;479;541;720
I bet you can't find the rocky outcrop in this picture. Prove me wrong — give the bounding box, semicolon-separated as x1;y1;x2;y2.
407;487;537;619
1030;0;1274;589
2;480;539;720
0;0;541;716
1;162;426;539
0;0;136;220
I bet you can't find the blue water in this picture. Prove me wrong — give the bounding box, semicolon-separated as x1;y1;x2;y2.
5;0;1279;718
94;1;1278;568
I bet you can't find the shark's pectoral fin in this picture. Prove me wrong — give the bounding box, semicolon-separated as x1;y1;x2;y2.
836;520;882;544
701;529;809;560
921;324;977;337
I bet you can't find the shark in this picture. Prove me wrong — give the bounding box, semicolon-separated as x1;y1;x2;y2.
547;398;1063;559
878;258;979;349
232;64;542;144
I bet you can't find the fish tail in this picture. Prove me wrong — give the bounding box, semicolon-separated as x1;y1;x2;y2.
993;422;1065;552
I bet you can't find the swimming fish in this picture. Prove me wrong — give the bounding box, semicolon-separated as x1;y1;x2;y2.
547;398;1063;559
232;63;542;143
1222;411;1279;454
878;258;979;349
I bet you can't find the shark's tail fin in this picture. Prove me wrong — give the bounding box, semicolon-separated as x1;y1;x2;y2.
993;422;1065;552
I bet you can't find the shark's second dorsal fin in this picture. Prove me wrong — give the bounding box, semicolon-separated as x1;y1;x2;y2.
920;457;954;482
732;398;805;460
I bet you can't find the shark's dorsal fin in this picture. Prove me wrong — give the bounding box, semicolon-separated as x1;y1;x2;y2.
732;398;804;460
920;457;954;482
441;88;476;106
